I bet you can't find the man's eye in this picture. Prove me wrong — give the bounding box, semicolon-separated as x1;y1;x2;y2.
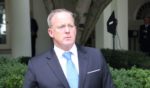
58;25;65;28
68;25;74;28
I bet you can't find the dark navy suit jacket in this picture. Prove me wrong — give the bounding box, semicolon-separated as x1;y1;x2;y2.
23;45;114;88
139;24;150;52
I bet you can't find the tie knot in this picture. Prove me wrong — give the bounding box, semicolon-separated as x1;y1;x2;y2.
63;52;72;60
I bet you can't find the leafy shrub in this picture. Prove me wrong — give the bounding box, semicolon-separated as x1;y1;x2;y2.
1;56;150;88
101;49;150;69
0;57;27;88
110;67;150;88
18;56;31;65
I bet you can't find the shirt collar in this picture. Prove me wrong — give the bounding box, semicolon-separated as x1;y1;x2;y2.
54;44;77;57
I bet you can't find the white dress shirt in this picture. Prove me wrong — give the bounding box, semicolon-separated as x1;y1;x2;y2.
54;44;79;78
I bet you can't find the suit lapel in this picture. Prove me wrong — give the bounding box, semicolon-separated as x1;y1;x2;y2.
45;46;89;88
46;49;69;88
77;46;89;88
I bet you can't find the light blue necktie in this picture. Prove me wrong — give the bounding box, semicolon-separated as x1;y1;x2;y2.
63;52;79;88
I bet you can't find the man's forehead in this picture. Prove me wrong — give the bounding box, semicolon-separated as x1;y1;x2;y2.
53;12;72;18
51;12;74;23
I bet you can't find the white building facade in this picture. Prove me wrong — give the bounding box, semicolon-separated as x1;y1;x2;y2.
0;0;149;58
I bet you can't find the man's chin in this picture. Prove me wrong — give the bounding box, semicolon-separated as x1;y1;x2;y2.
63;42;74;47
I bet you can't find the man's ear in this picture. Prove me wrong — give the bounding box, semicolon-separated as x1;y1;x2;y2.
48;28;53;38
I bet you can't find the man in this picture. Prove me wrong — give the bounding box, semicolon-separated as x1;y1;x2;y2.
23;9;114;88
139;16;150;55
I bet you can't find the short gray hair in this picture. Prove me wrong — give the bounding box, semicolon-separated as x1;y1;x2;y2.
47;9;76;27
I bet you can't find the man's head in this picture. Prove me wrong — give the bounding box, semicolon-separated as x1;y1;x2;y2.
47;9;77;51
143;16;150;25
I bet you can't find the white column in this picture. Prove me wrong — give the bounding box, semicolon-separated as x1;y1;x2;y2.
96;0;128;50
115;0;128;50
96;3;113;49
10;0;31;58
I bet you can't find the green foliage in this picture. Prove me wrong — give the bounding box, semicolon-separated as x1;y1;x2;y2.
1;56;150;88
18;56;31;65
101;49;150;69
0;57;27;88
110;67;150;88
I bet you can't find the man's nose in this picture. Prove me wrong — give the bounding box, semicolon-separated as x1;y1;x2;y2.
64;26;70;32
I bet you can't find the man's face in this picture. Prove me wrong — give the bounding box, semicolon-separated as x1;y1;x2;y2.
48;12;77;50
144;17;149;24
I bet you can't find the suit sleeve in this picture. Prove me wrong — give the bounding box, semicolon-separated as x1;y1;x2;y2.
23;60;38;88
99;50;115;88
139;25;143;44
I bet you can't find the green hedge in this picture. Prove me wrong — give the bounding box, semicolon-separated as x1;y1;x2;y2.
0;57;27;88
1;55;150;88
111;67;150;88
101;49;150;69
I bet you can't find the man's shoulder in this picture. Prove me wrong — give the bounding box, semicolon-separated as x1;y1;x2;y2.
77;45;100;53
30;50;52;62
83;46;98;51
140;25;145;29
